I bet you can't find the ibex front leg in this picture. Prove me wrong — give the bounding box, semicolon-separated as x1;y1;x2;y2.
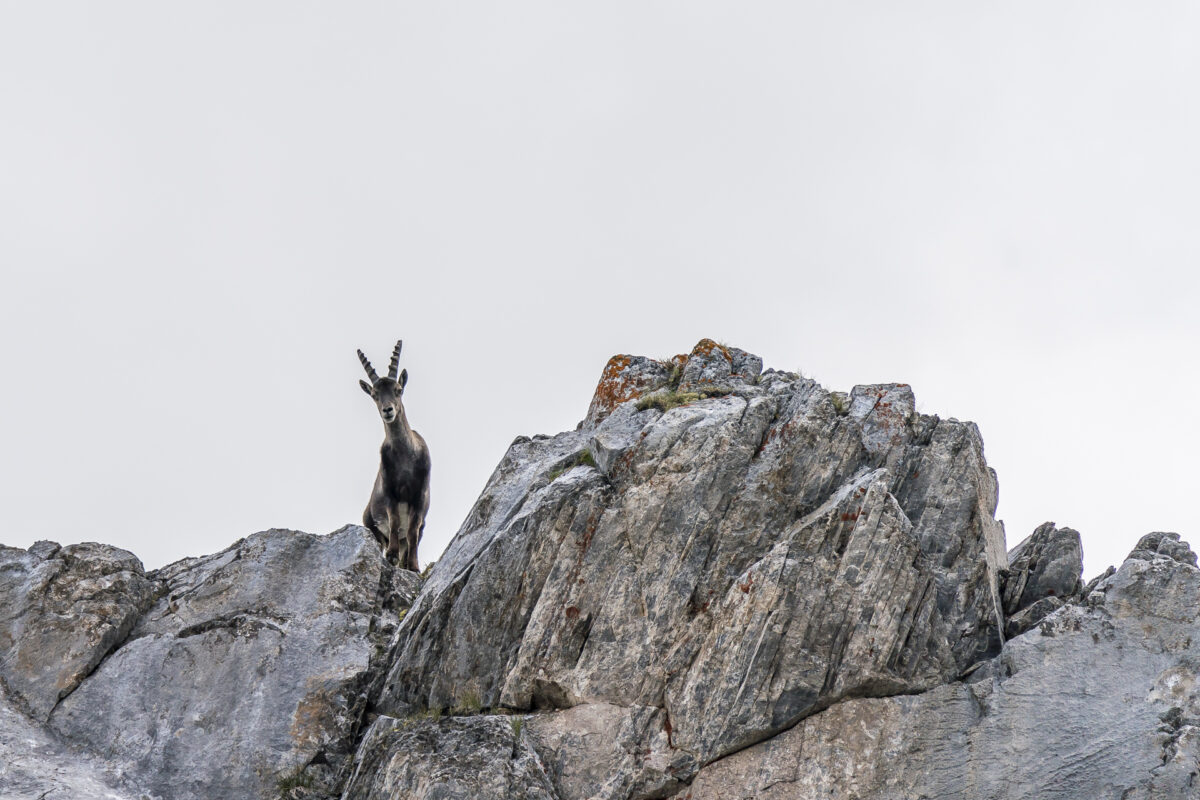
390;505;413;568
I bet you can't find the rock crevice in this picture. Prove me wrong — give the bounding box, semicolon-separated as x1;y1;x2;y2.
1;340;1194;800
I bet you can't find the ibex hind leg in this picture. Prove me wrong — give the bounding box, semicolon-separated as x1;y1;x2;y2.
363;507;389;551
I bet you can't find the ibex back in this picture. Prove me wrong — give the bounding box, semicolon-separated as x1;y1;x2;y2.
358;340;430;571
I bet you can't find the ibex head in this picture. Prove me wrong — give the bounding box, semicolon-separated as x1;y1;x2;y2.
358;340;408;424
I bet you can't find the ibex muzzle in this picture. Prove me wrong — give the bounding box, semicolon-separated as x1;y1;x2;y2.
358;340;430;571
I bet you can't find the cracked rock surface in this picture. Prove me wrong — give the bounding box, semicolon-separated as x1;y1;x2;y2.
50;526;418;800
342;715;560;800
0;540;156;722
0;525;417;800
0;682;152;800
375;339;1010;784
673;536;1200;799
3;340;1198;800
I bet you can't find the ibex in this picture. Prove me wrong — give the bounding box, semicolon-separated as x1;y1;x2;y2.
357;340;430;571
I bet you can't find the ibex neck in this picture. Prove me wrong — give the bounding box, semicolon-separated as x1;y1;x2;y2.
383;411;415;443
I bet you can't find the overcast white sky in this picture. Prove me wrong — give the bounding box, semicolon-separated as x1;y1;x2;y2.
2;3;1197;578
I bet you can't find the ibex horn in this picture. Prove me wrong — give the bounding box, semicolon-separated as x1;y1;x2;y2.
357;349;379;384
388;340;403;380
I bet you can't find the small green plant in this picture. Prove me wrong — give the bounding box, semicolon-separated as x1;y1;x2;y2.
399;707;443;730
637;385;737;413
453;691;483;715
276;769;315;798
418;560;436;581
510;715;524;738
830;392;850;416
548;449;598;482
667;362;684;390
637;390;701;412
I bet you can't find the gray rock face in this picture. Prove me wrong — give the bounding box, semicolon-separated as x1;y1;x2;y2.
342;715;559;800
1000;521;1084;637
4;340;1196;800
1128;530;1197;566
46;526;416;800
673;541;1200;799
0;540;156;721
377;340;1008;776
524;703;691;800
1002;521;1084;611
0;684;151;800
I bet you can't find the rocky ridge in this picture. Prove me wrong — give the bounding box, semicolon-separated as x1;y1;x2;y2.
1;339;1197;799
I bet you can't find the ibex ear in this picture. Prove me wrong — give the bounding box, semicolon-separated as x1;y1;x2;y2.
399;369;408;390
359;380;374;397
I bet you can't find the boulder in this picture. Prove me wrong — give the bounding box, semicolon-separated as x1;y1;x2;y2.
376;341;1008;775
48;526;417;800
1000;521;1084;637
341;715;559;800
674;538;1200;799
0;540;156;721
523;703;692;800
0;683;151;800
1127;531;1197;566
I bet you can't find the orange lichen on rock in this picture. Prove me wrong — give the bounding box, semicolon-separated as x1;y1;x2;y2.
590;355;636;416
584;354;672;426
691;338;732;361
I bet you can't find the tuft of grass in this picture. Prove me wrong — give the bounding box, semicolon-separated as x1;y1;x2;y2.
453;691;483;715
667;362;684;390
276;770;315;798
637;385;737;413
548;449;598;482
830;392;850;416
510;715;524;739
656;355;687;391
637;391;700;412
418;561;436;581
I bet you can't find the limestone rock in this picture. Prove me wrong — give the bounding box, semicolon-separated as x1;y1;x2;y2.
1000;522;1084;637
0;684;152;800
6;339;1193;800
523;703;693;800
1127;531;1197;566
673;540;1200;799
584;354;670;427
0;540;157;721
48;525;415;800
675;338;762;394
378;340;1008;773
341;715;560;800
1002;522;1084;611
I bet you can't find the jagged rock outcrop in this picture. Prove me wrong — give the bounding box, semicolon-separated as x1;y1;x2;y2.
2;339;1196;800
0;540;156;721
0;682;150;800
342;715;559;800
0;525;418;800
672;534;1200;799
1000;521;1085;637
371;339;1009;788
